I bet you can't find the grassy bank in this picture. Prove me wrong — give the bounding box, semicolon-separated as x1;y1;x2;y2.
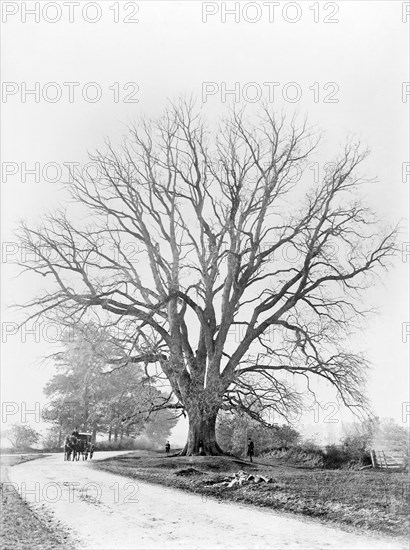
93;452;409;540
0;454;71;550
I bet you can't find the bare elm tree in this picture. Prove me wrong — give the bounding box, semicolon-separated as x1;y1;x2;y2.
17;100;396;455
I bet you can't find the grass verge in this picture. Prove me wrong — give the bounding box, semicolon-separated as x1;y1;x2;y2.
0;454;72;550
92;452;409;540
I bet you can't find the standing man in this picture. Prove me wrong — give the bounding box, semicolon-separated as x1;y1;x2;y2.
72;427;79;438
247;437;254;462
165;441;171;454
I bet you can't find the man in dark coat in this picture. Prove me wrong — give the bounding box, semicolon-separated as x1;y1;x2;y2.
247;438;254;462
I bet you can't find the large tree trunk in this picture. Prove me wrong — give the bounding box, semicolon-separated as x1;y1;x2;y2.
179;406;225;456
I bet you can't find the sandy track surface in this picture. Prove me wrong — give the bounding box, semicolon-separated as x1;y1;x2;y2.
5;452;404;550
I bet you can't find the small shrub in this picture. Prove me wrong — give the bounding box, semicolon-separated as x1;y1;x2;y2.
341;433;368;461
323;444;349;469
298;439;322;454
322;444;372;469
262;441;325;467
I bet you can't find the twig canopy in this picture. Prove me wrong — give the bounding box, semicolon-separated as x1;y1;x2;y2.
17;100;397;454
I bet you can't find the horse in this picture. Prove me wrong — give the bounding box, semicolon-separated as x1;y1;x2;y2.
64;435;77;461
79;438;88;460
87;442;95;460
71;437;86;461
74;437;90;461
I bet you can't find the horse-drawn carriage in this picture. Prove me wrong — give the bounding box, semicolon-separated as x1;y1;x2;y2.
64;432;95;461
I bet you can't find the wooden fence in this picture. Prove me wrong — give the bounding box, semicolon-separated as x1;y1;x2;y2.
370;449;407;470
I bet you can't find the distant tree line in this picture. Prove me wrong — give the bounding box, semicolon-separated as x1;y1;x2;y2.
42;323;178;448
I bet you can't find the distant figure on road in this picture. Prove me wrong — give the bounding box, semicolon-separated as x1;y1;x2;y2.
72;427;79;438
165;441;170;454
247;438;254;462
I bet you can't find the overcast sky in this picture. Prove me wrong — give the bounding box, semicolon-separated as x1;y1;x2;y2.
1;1;409;442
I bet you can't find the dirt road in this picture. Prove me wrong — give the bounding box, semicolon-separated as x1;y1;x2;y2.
5;452;404;550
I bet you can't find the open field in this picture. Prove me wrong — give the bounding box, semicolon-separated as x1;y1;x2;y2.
93;451;409;541
0;454;72;550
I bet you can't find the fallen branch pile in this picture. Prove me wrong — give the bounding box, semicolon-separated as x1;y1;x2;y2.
205;470;273;488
